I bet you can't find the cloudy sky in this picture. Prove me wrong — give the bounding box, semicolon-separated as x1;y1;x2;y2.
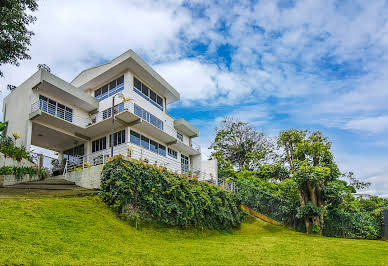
1;0;387;197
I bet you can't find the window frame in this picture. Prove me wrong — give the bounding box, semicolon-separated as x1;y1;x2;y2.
133;77;164;111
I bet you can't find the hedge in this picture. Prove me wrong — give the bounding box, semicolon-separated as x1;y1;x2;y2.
99;156;243;230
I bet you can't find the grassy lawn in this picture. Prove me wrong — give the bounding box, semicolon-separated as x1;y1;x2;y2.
0;196;387;265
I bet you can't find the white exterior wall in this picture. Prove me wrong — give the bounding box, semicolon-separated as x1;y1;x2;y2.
3;73;38;150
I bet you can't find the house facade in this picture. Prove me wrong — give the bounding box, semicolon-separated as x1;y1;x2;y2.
3;50;216;184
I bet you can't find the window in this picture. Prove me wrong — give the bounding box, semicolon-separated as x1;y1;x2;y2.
181;154;189;173
39;95;73;122
168;148;177;159
130;130;166;157
150;140;158;153
109;129;126;147
141;135;149;149
94;75;124;101
63;144;84;164
130;130;140;145
133;77;164;110
134;104;163;130
177;132;183;142
92;137;106;153
102;102;124;120
158;144;166;156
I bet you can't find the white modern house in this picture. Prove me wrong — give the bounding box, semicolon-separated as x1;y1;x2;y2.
2;50;217;188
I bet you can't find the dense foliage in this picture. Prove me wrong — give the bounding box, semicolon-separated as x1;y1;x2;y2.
210;117;274;172
212;118;387;239
100;156;243;230
234;170;386;239
0;136;32;162
0;0;39;77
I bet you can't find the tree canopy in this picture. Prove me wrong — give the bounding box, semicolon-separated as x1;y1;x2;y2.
209;117;274;172
0;0;39;77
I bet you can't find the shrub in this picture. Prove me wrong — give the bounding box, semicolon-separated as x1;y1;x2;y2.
0;166;37;180
100;156;243;230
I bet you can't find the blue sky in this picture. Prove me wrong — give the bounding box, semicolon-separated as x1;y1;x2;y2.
1;0;387;197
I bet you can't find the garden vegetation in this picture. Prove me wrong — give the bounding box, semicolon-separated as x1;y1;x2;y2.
211;117;388;239
100;156;242;230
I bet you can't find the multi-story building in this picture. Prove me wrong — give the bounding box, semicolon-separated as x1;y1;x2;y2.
3;50;217;187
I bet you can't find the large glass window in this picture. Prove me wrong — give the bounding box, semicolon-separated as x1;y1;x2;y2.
102;102;124;120
130;130;140;145
39;95;73;123
130;130;166;157
92;137;106;153
150;140;158;153
109;129;126;147
63;144;84;164
168;148;177;159
181;154;189;173
94;75;124;101
177;132;184;142
141;135;149;149
134;104;163;130
158;144;166;156
133;77;164;111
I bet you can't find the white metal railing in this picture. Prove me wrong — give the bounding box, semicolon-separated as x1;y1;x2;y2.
31;99;201;152
64;142;210;179
31;100;90;128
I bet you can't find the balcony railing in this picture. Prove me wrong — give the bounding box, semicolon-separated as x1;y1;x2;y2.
31;100;90;127
64;143;206;177
31;100;201;153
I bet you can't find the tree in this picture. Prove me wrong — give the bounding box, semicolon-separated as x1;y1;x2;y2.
278;130;341;234
210;117;274;172
0;0;39;77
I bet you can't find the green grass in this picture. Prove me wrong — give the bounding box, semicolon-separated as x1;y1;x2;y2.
0;196;387;265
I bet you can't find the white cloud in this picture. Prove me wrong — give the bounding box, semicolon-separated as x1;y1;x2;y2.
344;116;388;133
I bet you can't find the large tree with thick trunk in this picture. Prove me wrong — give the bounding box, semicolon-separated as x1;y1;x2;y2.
278;129;340;234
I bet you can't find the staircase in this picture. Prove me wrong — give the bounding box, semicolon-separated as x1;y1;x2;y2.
10;176;78;190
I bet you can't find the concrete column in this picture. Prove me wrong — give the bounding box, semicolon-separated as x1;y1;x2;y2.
25;120;32;151
384;209;388;240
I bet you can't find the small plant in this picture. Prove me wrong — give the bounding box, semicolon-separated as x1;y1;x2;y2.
38;167;48;180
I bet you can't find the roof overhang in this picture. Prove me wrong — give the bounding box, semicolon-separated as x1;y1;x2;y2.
32;70;99;112
71;50;180;104
174;118;199;138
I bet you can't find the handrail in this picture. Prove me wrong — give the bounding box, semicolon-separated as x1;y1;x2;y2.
64;142;211;179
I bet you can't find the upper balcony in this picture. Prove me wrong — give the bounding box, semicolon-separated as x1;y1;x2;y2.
32;69;99;112
30;99;200;155
71;49;180;105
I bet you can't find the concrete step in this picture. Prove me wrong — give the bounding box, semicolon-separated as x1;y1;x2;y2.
9;184;79;190
20;178;75;186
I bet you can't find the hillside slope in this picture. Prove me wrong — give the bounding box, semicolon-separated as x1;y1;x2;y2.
0;196;387;265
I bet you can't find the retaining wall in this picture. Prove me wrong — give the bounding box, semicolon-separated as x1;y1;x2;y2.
64;164;103;189
0;152;39;187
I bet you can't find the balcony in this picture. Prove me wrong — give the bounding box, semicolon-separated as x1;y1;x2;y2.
30;99;200;154
30;100;90;133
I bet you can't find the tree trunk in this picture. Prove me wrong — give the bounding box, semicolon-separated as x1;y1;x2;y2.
298;189;311;233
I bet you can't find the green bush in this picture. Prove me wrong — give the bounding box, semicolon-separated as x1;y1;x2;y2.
0;166;37;180
323;208;383;239
0;135;32;162
99;156;243;230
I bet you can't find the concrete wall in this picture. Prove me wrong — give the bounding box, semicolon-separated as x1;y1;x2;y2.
0;174;39;187
3;71;39;150
64;164;103;189
201;159;218;183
